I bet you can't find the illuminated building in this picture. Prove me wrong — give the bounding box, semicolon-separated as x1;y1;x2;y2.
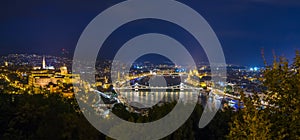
28;55;80;94
41;56;55;70
102;76;111;89
33;66;41;70
28;68;80;88
60;66;68;75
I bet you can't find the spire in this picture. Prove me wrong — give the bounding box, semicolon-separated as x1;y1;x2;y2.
42;56;46;69
104;76;108;83
4;61;8;67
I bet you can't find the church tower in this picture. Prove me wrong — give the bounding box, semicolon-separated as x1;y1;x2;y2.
42;56;46;69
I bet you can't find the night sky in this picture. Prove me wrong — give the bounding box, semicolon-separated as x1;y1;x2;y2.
1;0;300;66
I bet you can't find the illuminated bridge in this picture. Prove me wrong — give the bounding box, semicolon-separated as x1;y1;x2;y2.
92;71;242;113
114;83;203;91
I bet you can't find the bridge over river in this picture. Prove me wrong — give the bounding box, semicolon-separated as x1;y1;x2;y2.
91;72;243;116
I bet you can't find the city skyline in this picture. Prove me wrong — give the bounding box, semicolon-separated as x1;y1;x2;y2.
0;1;300;139
1;0;300;66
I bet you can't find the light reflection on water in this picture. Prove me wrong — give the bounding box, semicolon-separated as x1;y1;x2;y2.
120;91;222;110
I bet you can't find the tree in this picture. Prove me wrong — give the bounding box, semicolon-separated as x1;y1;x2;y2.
227;92;272;140
262;51;300;139
228;51;300;139
0;93;104;140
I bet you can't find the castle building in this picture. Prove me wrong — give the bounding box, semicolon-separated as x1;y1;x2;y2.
28;57;80;94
